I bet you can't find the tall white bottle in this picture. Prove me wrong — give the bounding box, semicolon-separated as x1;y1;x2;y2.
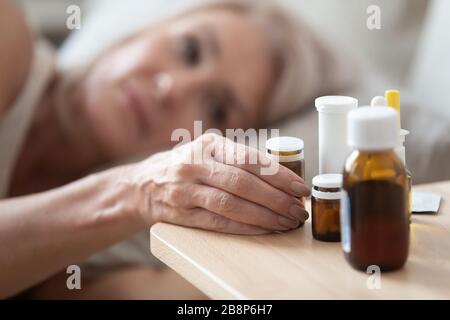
315;96;358;174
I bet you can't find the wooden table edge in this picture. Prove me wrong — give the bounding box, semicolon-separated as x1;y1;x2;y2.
151;226;247;300
150;180;450;300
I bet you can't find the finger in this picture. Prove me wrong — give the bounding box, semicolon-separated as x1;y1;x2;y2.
172;208;272;235
191;184;303;231
211;136;311;198
197;162;308;222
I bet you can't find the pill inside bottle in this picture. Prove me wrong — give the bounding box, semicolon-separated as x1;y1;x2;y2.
311;174;342;242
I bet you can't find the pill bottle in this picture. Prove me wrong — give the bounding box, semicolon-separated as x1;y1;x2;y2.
385;90;413;219
342;107;409;272
315;96;358;174
312;174;342;242
371;92;413;219
266;136;305;205
396;129;413;220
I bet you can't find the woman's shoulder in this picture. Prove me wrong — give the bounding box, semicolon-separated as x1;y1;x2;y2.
0;0;33;120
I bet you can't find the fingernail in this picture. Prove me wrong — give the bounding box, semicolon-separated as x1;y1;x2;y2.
302;210;310;221
288;204;304;220
278;216;299;229
291;181;309;196
292;197;305;208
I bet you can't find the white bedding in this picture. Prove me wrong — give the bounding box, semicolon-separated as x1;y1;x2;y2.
57;0;450;184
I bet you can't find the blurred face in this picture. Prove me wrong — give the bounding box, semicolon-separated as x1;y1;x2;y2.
77;8;275;159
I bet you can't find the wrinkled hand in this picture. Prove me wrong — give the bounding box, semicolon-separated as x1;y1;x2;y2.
130;133;310;235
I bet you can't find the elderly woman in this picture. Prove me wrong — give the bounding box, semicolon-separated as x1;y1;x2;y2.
0;0;347;299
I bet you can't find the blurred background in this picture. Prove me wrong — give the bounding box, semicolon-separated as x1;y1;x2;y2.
19;0;85;45
20;0;428;86
17;0;450;183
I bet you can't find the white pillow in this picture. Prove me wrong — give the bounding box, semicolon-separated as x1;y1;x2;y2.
58;0;202;70
409;0;450;117
281;0;428;85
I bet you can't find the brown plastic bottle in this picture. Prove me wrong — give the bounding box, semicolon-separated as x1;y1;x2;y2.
341;107;409;272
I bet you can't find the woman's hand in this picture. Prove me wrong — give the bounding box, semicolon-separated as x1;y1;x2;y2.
0;133;310;297
128;133;310;235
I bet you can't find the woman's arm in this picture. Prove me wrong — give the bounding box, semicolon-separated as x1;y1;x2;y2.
0;0;33;119
0;134;309;299
0;165;144;299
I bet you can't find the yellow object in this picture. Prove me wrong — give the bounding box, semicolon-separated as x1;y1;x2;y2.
385;90;401;113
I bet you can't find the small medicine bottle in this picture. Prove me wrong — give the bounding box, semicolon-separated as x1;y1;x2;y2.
342;107;409;272
312;174;342;242
396;129;413;220
266;136;305;205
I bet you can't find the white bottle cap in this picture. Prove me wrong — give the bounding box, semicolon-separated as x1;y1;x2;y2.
265;136;304;153
370;96;388;107
312;174;343;200
395;129;410;165
312;174;343;188
399;129;410;145
315;96;358;114
348;107;400;151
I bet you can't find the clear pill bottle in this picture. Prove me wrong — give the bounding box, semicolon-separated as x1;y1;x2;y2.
342;107;409;272
312;174;342;242
266;136;305;205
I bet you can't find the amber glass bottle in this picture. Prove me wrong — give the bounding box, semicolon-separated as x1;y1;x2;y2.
312;174;342;242
266;136;305;200
266;137;305;227
342;107;409;272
